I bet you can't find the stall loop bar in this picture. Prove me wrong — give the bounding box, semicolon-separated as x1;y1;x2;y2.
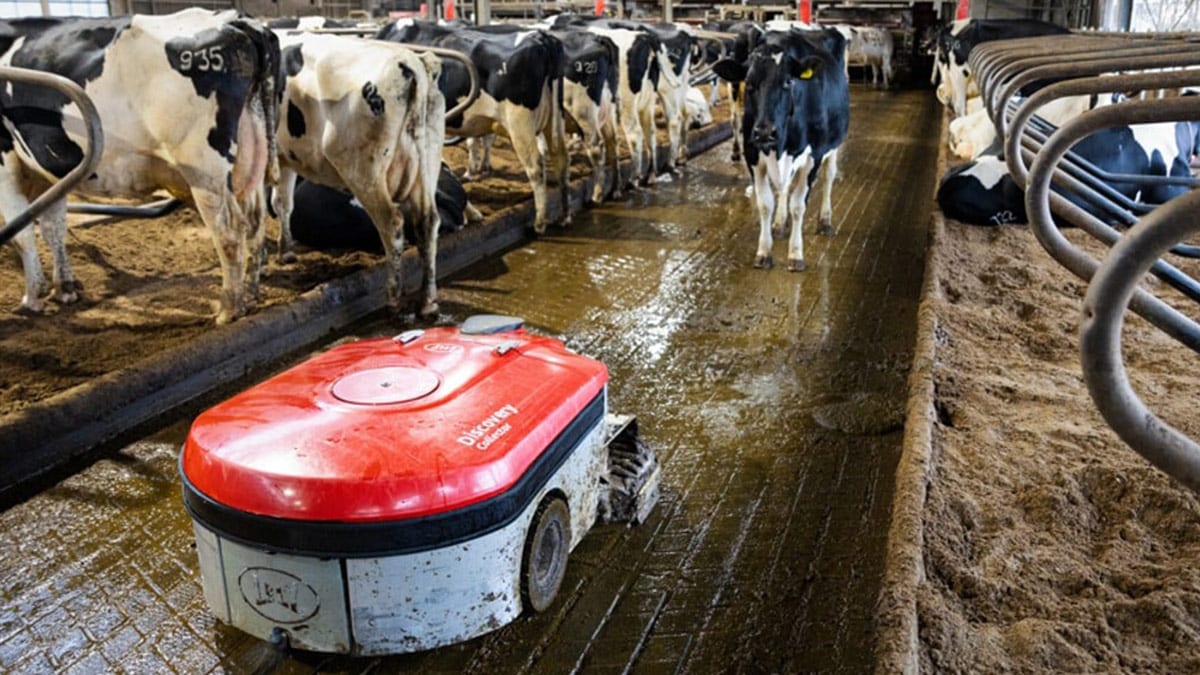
0;67;104;248
968;32;1200;493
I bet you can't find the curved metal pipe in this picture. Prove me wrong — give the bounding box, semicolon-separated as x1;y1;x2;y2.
1081;188;1200;493
0;67;104;247
67;198;181;218
1024;95;1200;352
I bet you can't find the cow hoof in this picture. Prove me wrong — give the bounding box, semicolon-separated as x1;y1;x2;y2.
52;289;79;305
532;222;548;236
611;188;624;200
753;254;773;269
788;259;806;272
280;250;298;265
731;151;741;162
818;219;834;236
419;301;439;318
13;303;42;317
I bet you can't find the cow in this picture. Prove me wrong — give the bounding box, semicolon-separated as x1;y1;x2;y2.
714;27;850;271
701;19;764;163
685;86;713;128
938;18;1071;118
545;27;622;203
266;16;356;31
644;22;695;171
549;16;663;188
938;121;1200;226
0;9;279;324
288;163;479;253
839;25;894;89
272;32;445;317
948;93;1101;160
376;20;570;234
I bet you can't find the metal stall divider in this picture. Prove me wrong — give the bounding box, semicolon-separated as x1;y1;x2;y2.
967;32;1200;492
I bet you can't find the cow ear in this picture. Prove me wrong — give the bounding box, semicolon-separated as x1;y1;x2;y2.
712;57;747;83
789;55;822;81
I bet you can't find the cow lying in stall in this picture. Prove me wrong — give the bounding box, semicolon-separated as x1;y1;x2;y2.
376;20;571;235
0;9;279;324
938;121;1200;226
288;164;478;253
714;27;850;271
272;31;446;316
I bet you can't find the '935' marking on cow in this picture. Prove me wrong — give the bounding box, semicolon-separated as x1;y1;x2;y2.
178;46;224;72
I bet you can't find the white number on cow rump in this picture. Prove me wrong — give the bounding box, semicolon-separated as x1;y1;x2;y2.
179;46;225;73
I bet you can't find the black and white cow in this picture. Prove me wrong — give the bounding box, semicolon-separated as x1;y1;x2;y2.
938;18;1071;117
376;20;570;234
272;32;445;316
644;22;694;170
550;16;662;187
288;164;479;253
701;19;764;163
545;27;622;202
714;27;850;271
0;9;280;324
938;121;1200;226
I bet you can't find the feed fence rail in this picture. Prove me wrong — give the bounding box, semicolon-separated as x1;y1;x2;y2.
970;32;1200;492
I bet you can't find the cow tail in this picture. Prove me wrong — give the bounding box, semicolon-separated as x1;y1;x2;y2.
236;18;281;185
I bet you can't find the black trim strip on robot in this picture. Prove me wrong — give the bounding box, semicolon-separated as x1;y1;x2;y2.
180;390;605;558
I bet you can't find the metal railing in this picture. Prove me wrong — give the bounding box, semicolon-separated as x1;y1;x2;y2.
0;67;104;247
969;32;1200;492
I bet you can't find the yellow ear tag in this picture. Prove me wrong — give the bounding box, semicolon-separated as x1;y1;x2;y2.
799;67;814;80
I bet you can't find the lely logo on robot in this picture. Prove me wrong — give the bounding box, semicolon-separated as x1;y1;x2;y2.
423;343;463;354
458;404;519;450
238;567;320;624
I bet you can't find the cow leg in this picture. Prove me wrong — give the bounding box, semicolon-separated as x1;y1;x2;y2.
752;159;775;269
403;201;440;317
464;135;494;181
357;188;407;312
243;187;268;307
817;150;839;236
37;199;81;304
508;126;550;234
658;91;682;174
729;84;743;163
638;102;658;186
603;112;623;199
545;83;572;226
0;185;47;314
191;187;247;325
785;155;816;272
273;168;299;264
620;102;644;191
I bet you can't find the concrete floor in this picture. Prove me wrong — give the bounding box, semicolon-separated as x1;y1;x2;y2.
0;87;941;674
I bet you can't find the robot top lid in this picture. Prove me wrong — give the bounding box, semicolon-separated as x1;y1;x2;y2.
181;318;608;523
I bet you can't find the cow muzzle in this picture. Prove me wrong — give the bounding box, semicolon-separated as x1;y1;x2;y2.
752;122;777;151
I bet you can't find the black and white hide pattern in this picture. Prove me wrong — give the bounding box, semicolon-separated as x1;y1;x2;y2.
548;28;622;203
272;31;445;317
376;20;570;234
701;19;764;163
714;27;850;271
938;18;1070;117
0;9;280;324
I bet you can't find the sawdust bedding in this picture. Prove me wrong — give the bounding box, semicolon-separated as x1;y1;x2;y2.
917;213;1200;672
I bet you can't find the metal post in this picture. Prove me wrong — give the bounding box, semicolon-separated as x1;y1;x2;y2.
664;0;672;22
475;0;490;25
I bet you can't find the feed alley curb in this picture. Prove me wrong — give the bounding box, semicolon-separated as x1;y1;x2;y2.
0;123;732;505
874;110;953;675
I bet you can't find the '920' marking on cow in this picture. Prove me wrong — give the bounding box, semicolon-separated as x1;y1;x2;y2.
575;61;598;75
179;46;225;72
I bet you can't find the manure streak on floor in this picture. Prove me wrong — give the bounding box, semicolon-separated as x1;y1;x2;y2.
0;88;940;675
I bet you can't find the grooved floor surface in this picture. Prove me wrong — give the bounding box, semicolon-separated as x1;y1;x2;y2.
0;87;941;675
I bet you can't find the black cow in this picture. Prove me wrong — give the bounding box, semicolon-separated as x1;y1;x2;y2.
938;122;1200;226
289;164;480;252
714;27;850;271
376;20;570;234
